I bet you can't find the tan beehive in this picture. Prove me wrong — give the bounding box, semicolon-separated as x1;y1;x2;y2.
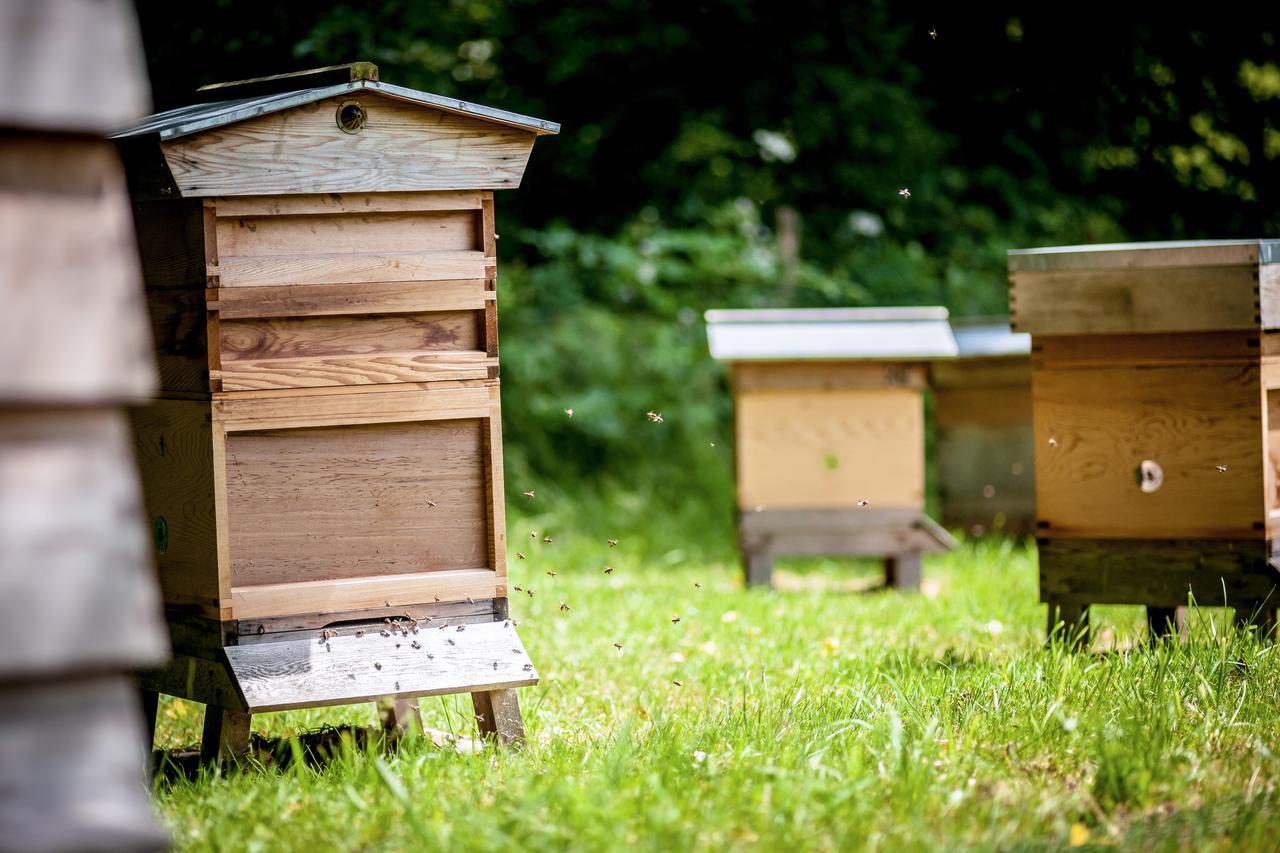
706;308;957;589
933;318;1035;536
113;63;558;756
1009;240;1280;640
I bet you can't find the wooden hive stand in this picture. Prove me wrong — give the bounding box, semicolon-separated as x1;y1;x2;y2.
113;63;559;758
933;317;1036;537
706;308;958;589
1009;240;1280;644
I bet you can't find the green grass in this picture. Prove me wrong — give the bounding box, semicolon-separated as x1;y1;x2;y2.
154;531;1280;851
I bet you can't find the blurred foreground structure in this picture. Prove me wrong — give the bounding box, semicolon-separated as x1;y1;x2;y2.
0;1;168;850
707;308;957;589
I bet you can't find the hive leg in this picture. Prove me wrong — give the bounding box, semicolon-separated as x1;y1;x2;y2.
1147;607;1179;641
378;697;422;735
884;554;922;591
471;688;524;747
1046;600;1090;650
200;705;252;763
743;547;774;588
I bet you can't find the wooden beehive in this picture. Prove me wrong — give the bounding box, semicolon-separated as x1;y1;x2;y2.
1009;240;1280;640
933;318;1035;536
114;64;558;755
706;308;958;589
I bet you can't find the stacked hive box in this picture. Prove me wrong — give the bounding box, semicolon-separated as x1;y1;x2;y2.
1009;240;1280;640
933;318;1035;536
114;64;558;756
706;308;957;589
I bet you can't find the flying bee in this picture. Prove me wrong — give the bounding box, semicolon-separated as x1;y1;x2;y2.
607;538;618;548
673;680;683;687
560;602;570;611
514;585;524;592
565;408;574;418
694;582;702;589
928;27;938;39
614;643;623;651
646;411;664;423
546;571;557;577
523;490;536;499
898;188;911;199
516;552;526;560
530;530;538;539
427;500;437;508
527;589;535;597
543;536;553;544
1048;436;1058;448
604;566;614;575
671;616;681;624
856;500;870;507
1217;465;1228;473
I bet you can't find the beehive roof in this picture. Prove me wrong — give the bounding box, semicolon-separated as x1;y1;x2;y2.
705;307;958;361
950;317;1030;358
112;68;558;140
1007;239;1278;272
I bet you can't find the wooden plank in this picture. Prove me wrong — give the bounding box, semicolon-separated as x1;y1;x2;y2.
1267;390;1280;528
230;568;503;621
484;401;507;583
224;419;489;587
739;506;936;533
1009;242;1264;273
214;386;492;430
1037;538;1278;607
0;142;156;402
162;94;537;197
214;250;487;287
730;361;927;392
1033;364;1264;539
1032;331;1258;368
216;351;494;391
1261;264;1280;330
742;527;953;558
212;378;494;401
130;401;222;618
213;191;484;218
219;310;479;362
215;210;477;258
208;279;489;319
472;688;524;746
1010;266;1259;335
235;598;498;639
735;387;925;509
224;619;535;713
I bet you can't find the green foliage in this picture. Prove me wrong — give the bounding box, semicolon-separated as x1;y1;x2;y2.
153;539;1280;849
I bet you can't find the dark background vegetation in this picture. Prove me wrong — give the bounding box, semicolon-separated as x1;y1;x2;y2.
133;1;1280;550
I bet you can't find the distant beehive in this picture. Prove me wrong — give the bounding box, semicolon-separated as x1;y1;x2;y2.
706;308;957;589
1009;240;1280;640
933;318;1035;536
113;63;558;755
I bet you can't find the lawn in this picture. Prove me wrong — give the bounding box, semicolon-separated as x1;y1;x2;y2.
152;528;1280;851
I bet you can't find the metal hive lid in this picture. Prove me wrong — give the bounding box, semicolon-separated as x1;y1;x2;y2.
949;317;1030;358
704;307;958;361
111;79;559;140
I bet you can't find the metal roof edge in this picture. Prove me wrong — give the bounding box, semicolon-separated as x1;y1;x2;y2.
704;306;950;325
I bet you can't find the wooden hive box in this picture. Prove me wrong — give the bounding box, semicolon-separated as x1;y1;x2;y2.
933;318;1035;536
113;63;558;756
706;308;958;589
1009;239;1280;640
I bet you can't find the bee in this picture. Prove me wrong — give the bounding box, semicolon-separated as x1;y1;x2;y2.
256;624;266;635
546;571;557;577
646;411;664;423
694;582;702;589
380;630;391;637
374;662;382;670
672;680;683;687
522;663;533;672
395;643;401;649
898;188;911;199
385;601;392;607
493;661;499;670
560;602;570;612
856;500;870;507
523;490;536;499
318;629;334;643
427;653;435;660
527;589;535;597
466;596;474;605
514;585;524;592
1048;436;1059;448
447;638;456;646
355;629;365;638
427;500;437;508
516;552;526;560
456;624;466;632
395;681;400;690
928;27;938;39
710;442;716;447
530;530;538;539
326;643;331;652
604;566;614;575
411;640;421;650
543;536;553;544
433;596;440;602
671;616;681;624
607;538;618;548
512;648;522;654
614;643;623;651
503;620;511;628
565;408;574;418
1217;465;1228;473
